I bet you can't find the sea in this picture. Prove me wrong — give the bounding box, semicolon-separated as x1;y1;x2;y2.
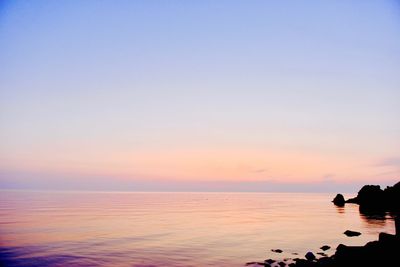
0;191;395;267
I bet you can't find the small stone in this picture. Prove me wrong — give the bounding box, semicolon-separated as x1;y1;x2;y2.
271;249;283;253
278;262;286;267
344;230;361;237
320;245;331;251
305;252;316;261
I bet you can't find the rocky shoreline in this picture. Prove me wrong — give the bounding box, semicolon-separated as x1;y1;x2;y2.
247;181;400;267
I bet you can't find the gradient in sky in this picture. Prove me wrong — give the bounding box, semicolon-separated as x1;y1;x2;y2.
0;0;399;191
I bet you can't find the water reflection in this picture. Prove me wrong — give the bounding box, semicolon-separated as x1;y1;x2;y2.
358;208;398;235
0;191;396;267
359;213;387;229
335;206;345;214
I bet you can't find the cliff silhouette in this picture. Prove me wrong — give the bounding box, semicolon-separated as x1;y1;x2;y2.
346;182;400;212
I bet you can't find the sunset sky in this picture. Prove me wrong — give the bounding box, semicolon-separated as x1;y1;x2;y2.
1;1;399;191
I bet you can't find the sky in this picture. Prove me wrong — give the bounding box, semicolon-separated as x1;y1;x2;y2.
0;0;399;192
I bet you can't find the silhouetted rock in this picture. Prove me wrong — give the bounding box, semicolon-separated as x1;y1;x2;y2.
304;252;315;261
383;181;400;211
343;230;361;237
292;258;309;267
317;256;333;265
265;259;275;264
345;181;400;213
319;245;330;251
379;232;398;245
346;185;383;206
334;234;400;267
332;194;345;206
271;249;283;253
278;261;286;267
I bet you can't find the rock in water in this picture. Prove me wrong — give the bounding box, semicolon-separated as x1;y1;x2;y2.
320;245;331;251
344;230;361;237
305;252;316;261
271;249;283;253
332;194;345;206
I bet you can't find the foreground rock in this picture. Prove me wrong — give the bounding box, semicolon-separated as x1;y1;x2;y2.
262;224;399;267
334;231;400;267
304;252;315;261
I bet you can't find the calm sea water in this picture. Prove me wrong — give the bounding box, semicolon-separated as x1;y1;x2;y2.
0;191;395;267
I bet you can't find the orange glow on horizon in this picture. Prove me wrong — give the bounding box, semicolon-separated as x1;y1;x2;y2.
1;146;395;183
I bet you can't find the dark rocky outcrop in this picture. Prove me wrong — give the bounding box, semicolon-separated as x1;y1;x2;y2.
334;230;400;267
332;194;345;206
346;185;384;208
383;181;400;211
346;181;400;212
259;219;399;267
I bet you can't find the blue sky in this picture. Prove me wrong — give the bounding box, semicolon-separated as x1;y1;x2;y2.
1;0;399;191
